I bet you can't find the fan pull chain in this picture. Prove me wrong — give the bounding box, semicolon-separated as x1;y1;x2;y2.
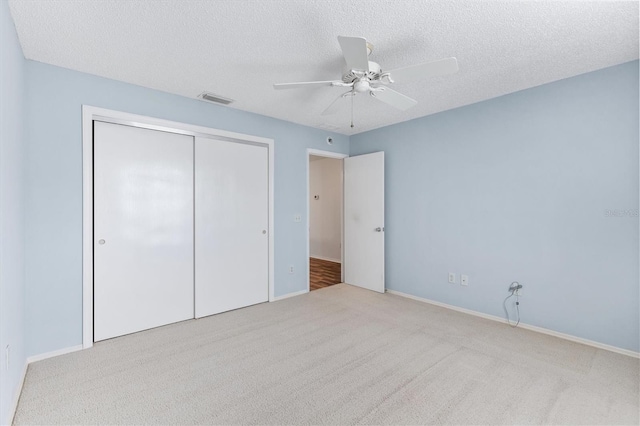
350;94;354;128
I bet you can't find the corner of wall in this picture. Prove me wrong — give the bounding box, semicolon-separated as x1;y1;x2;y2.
0;0;28;423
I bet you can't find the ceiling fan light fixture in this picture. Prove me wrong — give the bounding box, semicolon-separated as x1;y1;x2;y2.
273;36;458;122
354;79;370;93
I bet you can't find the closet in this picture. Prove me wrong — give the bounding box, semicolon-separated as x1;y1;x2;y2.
93;121;269;342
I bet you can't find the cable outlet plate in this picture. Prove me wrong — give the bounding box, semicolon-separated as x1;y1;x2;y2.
509;282;522;291
509;282;523;296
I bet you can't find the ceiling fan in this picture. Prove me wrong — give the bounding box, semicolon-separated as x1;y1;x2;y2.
273;36;459;125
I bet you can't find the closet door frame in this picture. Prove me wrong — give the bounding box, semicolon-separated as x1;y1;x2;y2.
81;105;275;349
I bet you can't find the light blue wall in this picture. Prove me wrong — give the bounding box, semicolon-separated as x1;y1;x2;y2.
351;61;639;352
0;0;26;423
17;41;640;358
24;61;348;357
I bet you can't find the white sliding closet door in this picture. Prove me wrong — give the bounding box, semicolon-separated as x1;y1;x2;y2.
195;137;269;318
94;122;194;341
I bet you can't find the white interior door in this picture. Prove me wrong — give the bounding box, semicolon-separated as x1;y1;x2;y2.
195;137;269;318
344;151;385;293
93;122;194;341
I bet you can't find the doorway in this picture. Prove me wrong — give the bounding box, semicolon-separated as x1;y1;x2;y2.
307;149;347;291
307;149;385;294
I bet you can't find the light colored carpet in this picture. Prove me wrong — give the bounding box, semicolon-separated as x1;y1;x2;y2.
14;284;639;425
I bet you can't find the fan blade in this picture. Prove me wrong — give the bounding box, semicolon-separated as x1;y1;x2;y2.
273;81;342;90
321;92;351;116
370;87;417;111
387;57;458;84
337;36;369;72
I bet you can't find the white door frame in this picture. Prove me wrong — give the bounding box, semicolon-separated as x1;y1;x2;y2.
82;105;275;349
307;148;348;291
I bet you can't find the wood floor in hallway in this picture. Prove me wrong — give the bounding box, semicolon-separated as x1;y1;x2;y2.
309;257;341;291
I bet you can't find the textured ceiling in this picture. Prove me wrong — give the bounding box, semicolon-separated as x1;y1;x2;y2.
8;0;639;135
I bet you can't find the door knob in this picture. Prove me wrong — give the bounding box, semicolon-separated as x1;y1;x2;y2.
98;239;106;245
375;227;383;232
262;230;267;234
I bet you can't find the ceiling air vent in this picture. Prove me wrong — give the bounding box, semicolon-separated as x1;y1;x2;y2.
198;92;234;105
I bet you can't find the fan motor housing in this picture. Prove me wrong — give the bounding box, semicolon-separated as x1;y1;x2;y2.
342;61;382;83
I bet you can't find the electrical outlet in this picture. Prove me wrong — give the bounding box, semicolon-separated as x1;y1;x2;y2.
448;273;456;284
461;275;469;286
289;265;294;274
294;214;302;222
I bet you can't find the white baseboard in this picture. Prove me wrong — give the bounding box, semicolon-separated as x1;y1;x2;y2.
272;289;309;302
26;344;84;364
386;289;640;359
310;255;341;264
7;360;28;426
8;344;85;423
